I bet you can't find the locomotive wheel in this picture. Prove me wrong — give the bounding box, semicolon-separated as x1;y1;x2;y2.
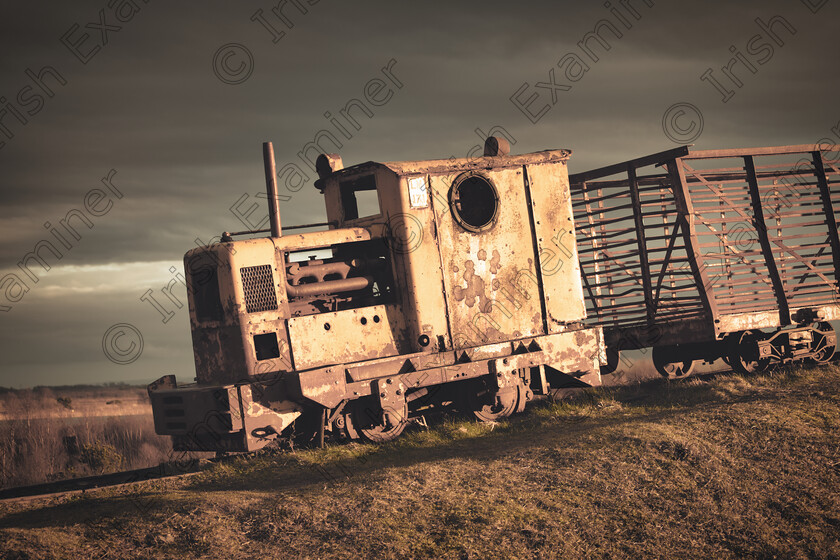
728;330;771;374
652;346;696;378
810;322;836;363
342;398;408;443
462;375;526;422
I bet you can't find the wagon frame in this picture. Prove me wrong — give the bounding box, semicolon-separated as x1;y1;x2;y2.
570;144;840;376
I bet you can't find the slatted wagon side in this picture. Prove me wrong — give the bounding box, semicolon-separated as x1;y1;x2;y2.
570;145;840;376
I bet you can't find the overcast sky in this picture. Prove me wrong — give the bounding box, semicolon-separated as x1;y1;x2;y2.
1;0;838;388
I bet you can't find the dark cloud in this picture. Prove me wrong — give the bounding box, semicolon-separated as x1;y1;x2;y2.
1;0;838;386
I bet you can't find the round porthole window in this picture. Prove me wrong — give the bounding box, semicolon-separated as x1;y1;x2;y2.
449;173;499;232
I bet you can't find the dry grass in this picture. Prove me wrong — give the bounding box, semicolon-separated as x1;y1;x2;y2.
0;414;176;489
1;364;839;559
0;384;178;489
0;385;150;421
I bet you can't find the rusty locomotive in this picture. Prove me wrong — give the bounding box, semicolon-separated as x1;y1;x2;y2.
148;138;840;452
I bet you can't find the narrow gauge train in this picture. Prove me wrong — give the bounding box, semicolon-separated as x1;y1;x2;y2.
148;139;840;452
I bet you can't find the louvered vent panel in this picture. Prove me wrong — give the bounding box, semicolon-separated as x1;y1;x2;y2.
241;264;278;313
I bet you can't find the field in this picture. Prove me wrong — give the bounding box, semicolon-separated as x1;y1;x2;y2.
0;384;151;422
0;385;175;489
1;364;839;559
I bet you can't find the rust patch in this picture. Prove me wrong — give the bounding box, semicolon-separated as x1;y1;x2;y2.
489;250;501;274
452;260;491;313
556;347;579;361
575;330;594;346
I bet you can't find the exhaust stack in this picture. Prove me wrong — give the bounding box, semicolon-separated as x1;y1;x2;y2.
263;141;282;238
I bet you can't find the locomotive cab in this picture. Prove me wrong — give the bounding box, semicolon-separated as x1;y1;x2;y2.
149;137;605;452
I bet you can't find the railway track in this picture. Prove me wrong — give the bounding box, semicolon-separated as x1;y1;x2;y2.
0;458;213;502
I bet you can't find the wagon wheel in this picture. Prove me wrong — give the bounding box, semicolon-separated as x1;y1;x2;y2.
728;330;771;374
462;376;524;422
652;347;696;378
342;397;408;443
810;322;836;363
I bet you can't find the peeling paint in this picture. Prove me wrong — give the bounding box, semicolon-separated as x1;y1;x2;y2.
489;250;501;274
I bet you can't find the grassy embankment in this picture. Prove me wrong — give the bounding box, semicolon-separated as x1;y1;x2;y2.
1;365;839;559
0;385;174;488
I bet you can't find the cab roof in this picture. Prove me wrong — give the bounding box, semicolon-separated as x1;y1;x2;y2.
331;148;572;179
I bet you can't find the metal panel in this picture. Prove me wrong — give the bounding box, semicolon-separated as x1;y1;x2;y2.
227;237;294;377
384;172;452;353
525;161;586;329
541;328;603;385
238;384;301;450
430;167;544;348
287;303;400;370
275;227;372;251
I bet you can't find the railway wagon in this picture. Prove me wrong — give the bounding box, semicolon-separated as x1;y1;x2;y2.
148;137;605;452
570;145;840;377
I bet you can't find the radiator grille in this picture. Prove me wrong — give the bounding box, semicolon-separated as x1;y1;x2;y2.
241;264;278;313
